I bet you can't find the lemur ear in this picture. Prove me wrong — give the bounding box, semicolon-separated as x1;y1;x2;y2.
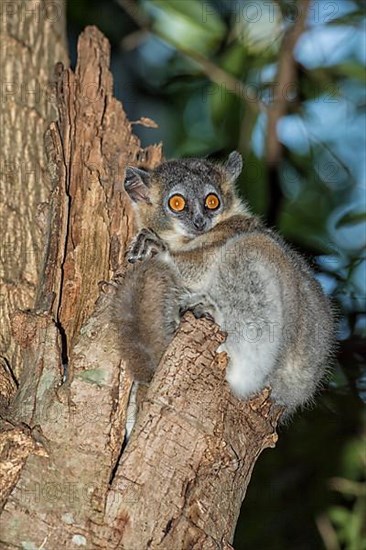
124;167;152;204
224;151;243;182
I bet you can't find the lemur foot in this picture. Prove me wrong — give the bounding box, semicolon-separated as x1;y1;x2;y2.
126;228;168;263
180;294;217;323
190;304;215;322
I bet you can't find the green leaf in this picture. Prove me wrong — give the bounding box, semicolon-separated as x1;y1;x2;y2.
220;43;248;77
336;211;366;228
232;0;283;55
340;438;366;479
143;0;226;55
327;7;366;26
330;62;366;82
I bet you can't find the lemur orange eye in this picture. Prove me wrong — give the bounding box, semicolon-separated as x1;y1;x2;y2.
169;194;186;212
205;194;220;210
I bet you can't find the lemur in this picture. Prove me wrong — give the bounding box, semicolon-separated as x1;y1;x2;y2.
113;152;335;416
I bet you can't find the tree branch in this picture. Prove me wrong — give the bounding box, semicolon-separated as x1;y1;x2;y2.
265;0;310;226
98;313;281;549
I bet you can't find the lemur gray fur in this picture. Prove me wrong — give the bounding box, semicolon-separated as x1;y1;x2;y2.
113;152;335;416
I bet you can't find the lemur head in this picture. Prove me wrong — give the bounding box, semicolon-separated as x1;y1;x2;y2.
124;151;246;247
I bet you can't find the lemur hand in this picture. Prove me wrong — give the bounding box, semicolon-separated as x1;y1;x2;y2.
126;228;168;263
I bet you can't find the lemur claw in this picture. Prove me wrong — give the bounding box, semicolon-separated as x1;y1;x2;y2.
126;228;167;263
179;294;217;323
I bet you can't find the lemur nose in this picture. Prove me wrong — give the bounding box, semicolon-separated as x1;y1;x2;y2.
193;216;205;230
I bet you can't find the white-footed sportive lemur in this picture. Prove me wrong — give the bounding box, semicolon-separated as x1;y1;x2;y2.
114;152;335;415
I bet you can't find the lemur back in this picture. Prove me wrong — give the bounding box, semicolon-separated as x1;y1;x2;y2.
113;152;335;416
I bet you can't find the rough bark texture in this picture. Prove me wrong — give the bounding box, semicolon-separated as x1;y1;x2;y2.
0;0;69;378
102;314;281;549
0;24;281;550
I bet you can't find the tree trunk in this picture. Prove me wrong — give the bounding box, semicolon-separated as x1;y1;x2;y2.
0;25;281;549
0;0;69;379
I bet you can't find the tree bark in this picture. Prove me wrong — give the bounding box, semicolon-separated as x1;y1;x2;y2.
0;0;69;379
0;25;281;549
102;314;281;549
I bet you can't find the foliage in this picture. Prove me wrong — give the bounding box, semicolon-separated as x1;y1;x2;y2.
323;436;366;550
